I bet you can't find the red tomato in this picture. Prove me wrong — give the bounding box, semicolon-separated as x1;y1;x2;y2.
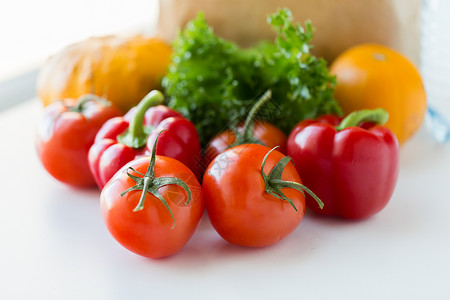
203;90;287;169
36;95;121;186
100;153;204;258
204;121;287;168
202;144;322;247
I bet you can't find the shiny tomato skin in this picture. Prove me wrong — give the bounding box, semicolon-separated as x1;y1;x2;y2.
202;144;305;248
204;121;287;168
36;99;121;186
101;156;204;258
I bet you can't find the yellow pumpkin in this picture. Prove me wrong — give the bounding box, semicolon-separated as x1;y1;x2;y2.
37;35;172;113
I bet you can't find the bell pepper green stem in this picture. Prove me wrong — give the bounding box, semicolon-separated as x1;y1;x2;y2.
118;90;164;148
71;94;111;112
336;108;389;131
129;90;164;143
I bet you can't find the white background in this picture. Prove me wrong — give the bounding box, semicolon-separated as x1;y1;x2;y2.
0;0;158;82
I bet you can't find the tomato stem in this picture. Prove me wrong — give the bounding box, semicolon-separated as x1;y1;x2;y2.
118;90;164;148
261;146;324;210
230;89;272;148
242;89;272;139
120;130;192;229
336;108;389;131
134;176;152;211
70;94;111;112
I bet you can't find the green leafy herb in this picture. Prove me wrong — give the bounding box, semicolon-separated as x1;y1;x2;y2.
163;8;342;145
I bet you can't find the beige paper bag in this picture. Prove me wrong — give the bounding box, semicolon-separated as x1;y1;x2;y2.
157;0;422;66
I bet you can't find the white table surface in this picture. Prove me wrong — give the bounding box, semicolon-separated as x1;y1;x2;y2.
1;99;449;300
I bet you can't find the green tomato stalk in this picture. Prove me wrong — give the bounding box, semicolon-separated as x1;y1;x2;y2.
120;130;192;229
261;146;324;211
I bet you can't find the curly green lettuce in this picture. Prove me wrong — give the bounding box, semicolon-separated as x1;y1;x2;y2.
163;8;341;145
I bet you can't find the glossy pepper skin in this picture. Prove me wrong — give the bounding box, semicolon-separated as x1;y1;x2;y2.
287;109;399;219
36;95;121;187
88;90;202;189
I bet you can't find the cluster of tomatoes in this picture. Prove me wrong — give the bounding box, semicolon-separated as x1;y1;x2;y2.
36;88;400;259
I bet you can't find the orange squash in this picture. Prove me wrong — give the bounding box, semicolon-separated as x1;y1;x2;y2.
330;44;427;145
37;35;172;113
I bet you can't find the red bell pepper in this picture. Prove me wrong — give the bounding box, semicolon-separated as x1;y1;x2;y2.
36;95;121;187
88;90;202;189
287;108;399;219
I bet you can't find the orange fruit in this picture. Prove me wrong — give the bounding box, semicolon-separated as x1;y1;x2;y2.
330;43;427;145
